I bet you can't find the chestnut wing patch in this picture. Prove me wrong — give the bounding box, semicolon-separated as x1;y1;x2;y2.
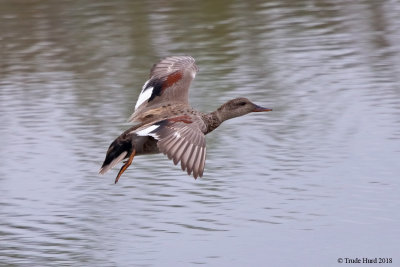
136;116;206;179
135;71;183;110
148;71;182;102
131;57;198;122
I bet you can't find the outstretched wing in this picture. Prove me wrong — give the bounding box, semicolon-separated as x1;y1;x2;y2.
134;116;206;179
129;56;199;122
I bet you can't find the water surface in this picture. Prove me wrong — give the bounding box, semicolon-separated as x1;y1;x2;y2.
1;0;399;266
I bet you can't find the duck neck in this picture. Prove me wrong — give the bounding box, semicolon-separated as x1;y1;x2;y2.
202;106;234;134
202;111;222;134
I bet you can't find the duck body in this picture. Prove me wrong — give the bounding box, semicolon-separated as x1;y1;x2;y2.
100;56;271;183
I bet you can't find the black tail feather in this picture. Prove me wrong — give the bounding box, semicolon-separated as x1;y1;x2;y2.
99;134;134;174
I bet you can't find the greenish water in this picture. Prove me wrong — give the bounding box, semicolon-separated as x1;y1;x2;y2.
1;1;399;266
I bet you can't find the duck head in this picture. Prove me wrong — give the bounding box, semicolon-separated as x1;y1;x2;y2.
216;97;272;122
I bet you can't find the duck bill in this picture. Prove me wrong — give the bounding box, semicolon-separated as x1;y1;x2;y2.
253;105;272;112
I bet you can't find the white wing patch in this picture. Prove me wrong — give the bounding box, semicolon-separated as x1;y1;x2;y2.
174;132;181;139
190;70;196;79
134;79;153;110
136;124;160;137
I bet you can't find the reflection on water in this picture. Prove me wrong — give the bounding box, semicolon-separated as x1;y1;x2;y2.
1;0;400;265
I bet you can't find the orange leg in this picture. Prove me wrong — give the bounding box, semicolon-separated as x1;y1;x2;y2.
114;149;136;184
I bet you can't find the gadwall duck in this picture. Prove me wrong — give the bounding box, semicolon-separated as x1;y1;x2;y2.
100;56;272;183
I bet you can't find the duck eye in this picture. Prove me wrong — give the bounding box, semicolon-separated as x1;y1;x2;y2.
238;102;246;106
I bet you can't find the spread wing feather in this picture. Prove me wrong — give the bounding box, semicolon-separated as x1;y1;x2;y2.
129;56;199;123
134;117;206;179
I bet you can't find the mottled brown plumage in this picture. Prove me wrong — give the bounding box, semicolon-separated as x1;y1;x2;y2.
100;56;272;183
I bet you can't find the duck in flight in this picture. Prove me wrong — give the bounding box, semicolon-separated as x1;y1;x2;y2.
100;56;272;183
